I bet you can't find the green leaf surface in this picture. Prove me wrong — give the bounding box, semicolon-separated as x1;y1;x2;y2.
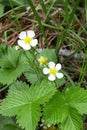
0;46;27;85
24;66;39;85
61;108;82;130
37;49;57;63
43;87;87;129
0;44;7;57
0;80;56;130
43;91;68;124
16;103;40;130
65;87;87;114
30;80;56;104
0;116;21;130
55;77;65;87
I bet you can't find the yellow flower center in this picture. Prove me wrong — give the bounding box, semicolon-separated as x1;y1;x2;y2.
39;57;47;65
40;57;47;64
24;36;32;44
50;68;57;75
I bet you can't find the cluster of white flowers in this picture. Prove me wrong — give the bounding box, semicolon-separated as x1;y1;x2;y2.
17;30;63;81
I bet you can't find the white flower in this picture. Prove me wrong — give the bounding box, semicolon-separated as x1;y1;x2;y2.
38;56;47;65
43;61;63;81
18;30;38;50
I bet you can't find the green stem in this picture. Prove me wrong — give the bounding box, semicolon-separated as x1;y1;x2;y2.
0;85;8;92
23;51;41;82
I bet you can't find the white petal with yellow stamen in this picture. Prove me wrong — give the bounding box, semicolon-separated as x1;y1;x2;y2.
17;30;38;50
18;40;31;50
43;61;63;81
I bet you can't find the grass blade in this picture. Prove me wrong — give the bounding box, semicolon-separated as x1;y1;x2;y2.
26;0;48;46
38;0;47;14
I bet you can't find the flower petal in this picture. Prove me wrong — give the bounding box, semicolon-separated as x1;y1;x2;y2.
48;61;55;68
56;72;63;79
43;68;49;75
48;75;56;81
22;44;31;50
30;39;38;47
27;30;35;38
18;40;24;47
56;63;61;70
18;40;31;50
19;31;26;39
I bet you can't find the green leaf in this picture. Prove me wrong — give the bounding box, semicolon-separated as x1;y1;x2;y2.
24;66;39;85
60;108;82;130
16;103;40;130
0;80;56;130
37;49;57;63
0;44;7;57
0;116;21;130
0;46;27;85
30;80;56;104
65;87;87;114
55;77;65;87
24;51;34;63
43;86;87;128
43;91;68;124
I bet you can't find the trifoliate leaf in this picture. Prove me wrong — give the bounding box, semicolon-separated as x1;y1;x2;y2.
43;91;68;124
60;108;82;130
37;49;57;63
43;86;87;127
0;80;56;130
0;46;27;85
65;87;87;114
